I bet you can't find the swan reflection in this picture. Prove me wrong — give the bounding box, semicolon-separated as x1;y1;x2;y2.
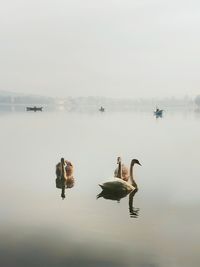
97;188;139;218
129;189;139;218
55;158;75;199
97;188;129;202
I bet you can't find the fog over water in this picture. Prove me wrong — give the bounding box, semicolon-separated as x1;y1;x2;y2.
1;0;200;98
0;107;200;267
1;1;200;265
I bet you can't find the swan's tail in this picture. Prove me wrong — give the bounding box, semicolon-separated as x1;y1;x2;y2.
98;184;105;190
96;191;103;199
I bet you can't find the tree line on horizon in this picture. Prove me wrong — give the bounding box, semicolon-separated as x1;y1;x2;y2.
0;93;199;108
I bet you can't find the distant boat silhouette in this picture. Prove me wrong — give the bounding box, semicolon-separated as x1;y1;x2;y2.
26;106;43;112
154;108;163;117
99;106;105;112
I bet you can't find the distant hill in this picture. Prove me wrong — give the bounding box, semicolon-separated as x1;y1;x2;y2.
0;90;26;97
0;91;54;105
0;90;195;109
0;90;51;98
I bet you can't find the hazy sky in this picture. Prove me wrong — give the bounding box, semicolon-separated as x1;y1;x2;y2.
1;0;200;98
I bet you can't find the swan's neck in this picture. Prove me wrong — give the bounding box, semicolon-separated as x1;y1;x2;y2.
61;160;66;198
61;161;66;179
130;163;138;189
117;161;122;178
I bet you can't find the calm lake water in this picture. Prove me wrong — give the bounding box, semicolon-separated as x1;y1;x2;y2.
0;106;200;267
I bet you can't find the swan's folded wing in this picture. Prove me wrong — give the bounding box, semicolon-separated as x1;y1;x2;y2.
99;178;134;192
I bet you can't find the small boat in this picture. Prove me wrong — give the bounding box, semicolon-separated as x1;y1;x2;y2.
99;106;105;112
154;108;163;117
26;106;43;112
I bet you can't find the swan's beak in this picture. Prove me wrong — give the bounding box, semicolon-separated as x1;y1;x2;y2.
138;162;142;166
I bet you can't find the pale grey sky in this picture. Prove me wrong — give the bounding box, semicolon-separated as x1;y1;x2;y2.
1;0;200;98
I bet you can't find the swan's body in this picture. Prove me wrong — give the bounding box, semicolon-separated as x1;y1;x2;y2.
99;178;134;193
56;160;74;178
56;158;74;198
99;158;141;193
114;157;129;181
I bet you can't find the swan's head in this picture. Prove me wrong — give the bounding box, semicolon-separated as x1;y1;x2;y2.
131;159;141;166
117;157;121;164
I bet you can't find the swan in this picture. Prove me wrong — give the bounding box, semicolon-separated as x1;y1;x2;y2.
99;158;141;193
56;158;74;178
114;156;129;181
56;158;74;199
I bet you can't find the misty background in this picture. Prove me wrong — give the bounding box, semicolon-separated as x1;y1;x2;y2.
1;0;200;99
1;3;200;266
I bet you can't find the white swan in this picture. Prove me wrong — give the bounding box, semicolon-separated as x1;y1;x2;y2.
99;158;141;193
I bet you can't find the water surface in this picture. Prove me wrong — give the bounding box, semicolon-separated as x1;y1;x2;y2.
0;107;200;267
